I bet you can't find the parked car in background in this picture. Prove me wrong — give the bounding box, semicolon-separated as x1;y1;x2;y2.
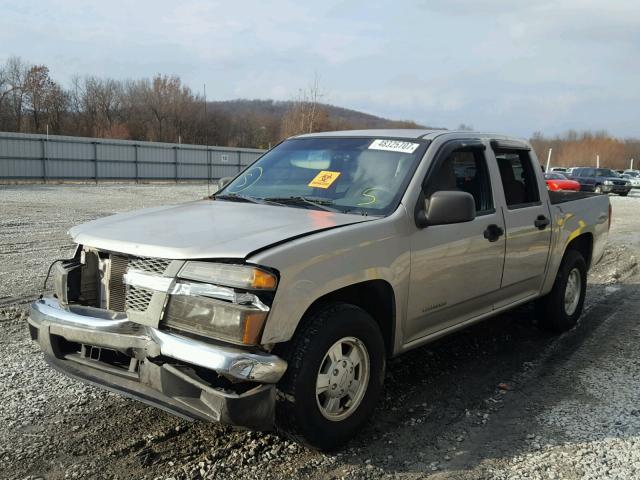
620;173;640;188
549;167;568;173
568;167;632;196
623;169;640;177
544;172;581;191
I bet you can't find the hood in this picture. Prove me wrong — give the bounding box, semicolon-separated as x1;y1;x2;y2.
69;200;374;259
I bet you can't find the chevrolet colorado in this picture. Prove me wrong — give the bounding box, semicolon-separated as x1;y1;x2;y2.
28;130;610;450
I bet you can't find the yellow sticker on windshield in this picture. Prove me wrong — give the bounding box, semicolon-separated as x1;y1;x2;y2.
308;170;341;189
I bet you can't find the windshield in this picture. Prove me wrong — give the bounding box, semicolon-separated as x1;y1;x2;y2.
594;168;617;177
218;137;428;215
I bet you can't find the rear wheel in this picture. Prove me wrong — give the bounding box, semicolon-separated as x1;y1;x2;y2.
275;302;385;451
536;249;587;332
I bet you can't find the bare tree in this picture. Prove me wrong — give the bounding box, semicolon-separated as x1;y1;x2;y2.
4;56;28;131
280;74;328;139
23;65;56;132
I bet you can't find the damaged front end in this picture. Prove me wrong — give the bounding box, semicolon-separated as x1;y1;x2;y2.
28;248;287;430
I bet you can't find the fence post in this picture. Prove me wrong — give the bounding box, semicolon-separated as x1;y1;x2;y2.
207;148;212;182
174;146;179;183
93;141;98;184
237;150;242;174
41;138;47;184
134;144;139;183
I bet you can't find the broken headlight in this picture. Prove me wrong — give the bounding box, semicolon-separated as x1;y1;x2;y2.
163;294;268;345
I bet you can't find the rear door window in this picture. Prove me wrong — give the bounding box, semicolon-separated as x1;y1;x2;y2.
495;150;541;208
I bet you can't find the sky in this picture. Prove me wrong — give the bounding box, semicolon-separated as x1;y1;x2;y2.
1;0;639;138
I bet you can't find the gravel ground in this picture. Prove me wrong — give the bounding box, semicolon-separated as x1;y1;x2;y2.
0;185;639;480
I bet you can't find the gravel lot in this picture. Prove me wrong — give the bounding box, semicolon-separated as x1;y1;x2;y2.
1;185;639;480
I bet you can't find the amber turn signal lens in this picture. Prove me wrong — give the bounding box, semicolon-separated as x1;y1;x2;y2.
242;312;268;344
251;268;277;290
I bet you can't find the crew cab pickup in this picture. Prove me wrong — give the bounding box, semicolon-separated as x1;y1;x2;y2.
28;130;610;450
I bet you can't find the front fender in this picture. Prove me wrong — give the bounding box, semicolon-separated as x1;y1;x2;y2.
250;208;412;352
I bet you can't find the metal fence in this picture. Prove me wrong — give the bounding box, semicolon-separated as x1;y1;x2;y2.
0;131;266;183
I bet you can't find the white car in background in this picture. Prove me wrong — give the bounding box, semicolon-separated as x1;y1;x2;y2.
621;173;640;188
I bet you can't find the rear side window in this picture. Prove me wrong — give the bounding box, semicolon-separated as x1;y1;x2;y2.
495;150;540;208
425;148;494;214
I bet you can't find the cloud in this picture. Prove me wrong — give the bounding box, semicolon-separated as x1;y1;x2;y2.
0;0;639;136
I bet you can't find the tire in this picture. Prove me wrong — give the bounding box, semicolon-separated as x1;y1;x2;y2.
275;302;385;451
619;192;628;196
536;249;587;333
594;185;603;194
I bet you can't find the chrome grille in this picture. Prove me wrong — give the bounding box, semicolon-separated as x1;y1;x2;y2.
95;254;172;313
126;286;154;312
128;257;171;275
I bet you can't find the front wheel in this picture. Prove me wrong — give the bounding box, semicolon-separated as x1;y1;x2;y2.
536;249;587;332
619;192;628;196
275;302;385;451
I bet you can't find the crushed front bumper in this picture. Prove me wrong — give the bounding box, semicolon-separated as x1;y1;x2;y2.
28;297;287;429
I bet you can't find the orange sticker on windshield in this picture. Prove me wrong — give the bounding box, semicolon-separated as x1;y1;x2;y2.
308;170;341;189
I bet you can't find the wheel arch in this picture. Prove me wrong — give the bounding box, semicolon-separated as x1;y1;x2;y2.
292;280;396;357
565;232;594;269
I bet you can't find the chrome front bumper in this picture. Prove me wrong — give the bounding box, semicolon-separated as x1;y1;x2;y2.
28;297;287;428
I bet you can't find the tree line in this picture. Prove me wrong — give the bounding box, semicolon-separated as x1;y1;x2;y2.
530;130;640;171
1;56;639;167
0;56;419;149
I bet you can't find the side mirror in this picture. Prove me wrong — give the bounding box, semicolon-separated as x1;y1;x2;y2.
415;191;476;228
217;177;233;190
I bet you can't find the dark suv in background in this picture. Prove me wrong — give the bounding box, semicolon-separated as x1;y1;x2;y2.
569;167;631;196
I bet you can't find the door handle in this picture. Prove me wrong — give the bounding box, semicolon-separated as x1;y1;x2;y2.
534;215;550;230
483;224;504;242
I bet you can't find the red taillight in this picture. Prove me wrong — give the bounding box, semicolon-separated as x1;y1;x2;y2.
550;182;559;190
608;203;612;232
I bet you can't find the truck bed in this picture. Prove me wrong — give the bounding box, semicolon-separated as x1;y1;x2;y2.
548;190;598;204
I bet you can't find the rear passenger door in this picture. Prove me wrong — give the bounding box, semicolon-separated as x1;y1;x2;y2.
491;140;552;306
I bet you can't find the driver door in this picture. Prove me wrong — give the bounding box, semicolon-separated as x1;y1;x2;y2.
405;140;506;344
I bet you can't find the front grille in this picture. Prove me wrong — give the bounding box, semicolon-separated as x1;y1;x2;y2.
93;253;172;313
126;285;154;312
128;257;171;275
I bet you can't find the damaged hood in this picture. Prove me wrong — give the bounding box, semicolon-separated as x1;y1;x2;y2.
69;199;373;259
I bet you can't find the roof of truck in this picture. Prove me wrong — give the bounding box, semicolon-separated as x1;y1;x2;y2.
294;129;448;140
293;129;529;146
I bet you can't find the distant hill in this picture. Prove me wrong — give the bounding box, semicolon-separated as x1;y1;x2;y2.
208;99;438;131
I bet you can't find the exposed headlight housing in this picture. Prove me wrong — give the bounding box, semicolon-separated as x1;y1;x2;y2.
164;295;268;345
163;262;277;345
178;262;277;290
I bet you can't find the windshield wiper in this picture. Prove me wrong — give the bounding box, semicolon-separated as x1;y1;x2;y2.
214;193;264;204
263;196;342;213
